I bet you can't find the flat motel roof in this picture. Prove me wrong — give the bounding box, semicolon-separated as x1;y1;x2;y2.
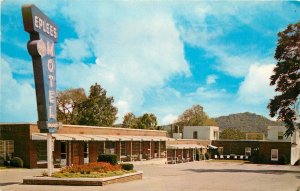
31;133;172;142
167;144;206;149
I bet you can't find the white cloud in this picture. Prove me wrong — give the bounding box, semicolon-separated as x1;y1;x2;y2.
58;39;91;62
2;1;287;125
176;2;278;78
57;2;190;122
115;100;130;120
161;114;178;125
238;64;276;104
0;57;37;122
206;74;218;85
2;55;33;75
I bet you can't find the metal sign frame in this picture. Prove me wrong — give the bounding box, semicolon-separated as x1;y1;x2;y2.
22;4;60;133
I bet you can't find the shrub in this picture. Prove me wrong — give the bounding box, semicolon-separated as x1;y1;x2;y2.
205;152;211;160
98;154;118;165
10;157;23;168
121;163;134;171
250;153;265;164
278;155;288;165
195;153;200;161
41;170;48;176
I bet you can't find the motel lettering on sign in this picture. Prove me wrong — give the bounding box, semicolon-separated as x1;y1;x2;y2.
22;4;61;133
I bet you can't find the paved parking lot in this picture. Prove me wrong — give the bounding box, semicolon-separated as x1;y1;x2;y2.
1;161;300;191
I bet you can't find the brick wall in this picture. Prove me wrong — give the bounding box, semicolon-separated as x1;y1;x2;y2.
0;124;31;168
1;123;169;168
89;142;98;163
167;139;212;146
29;124;167;137
212;140;291;163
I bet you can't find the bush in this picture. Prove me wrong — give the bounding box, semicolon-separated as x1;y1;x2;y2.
10;157;23;168
249;153;266;164
121;163;134;171
97;154;118;165
195;153;200;161
205;152;211;160
278;155;288;165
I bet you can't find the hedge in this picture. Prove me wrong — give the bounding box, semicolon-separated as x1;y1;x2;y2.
205;152;211;160
97;154;118;165
278;155;288;165
121;163;134;171
11;157;23;168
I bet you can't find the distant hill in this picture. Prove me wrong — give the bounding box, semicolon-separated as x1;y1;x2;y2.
214;112;284;133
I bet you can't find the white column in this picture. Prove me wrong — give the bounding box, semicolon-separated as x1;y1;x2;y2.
181;149;184;161
193;148;195;161
139;141;142;161
130;141;132;162
68;141;71;166
3;141;6;160
47;133;53;176
149;141;151;160
158;141;161;158
119;141;121;162
103;141;106;154
174;149;177;163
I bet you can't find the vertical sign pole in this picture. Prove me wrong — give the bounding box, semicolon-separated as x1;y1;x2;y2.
47;133;53;176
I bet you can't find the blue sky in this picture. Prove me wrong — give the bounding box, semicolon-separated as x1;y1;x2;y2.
1;0;299;125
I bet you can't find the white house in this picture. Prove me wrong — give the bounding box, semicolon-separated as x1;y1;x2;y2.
183;126;219;140
267;126;292;142
267;126;300;165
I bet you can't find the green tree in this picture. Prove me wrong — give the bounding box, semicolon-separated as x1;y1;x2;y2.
122;112;137;128
77;83;118;126
175;105;217;131
122;112;158;129
220;128;245;140
138;113;157;130
268;21;300;136
57;88;87;124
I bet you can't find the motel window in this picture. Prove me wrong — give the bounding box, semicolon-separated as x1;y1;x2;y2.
213;131;218;140
84;142;89;158
278;132;284;140
36;141;47;161
84;142;89;164
0;140;14;160
61;142;66;159
245;147;251;156
271;149;278;161
193;131;198;139
121;142;126;156
105;141;115;154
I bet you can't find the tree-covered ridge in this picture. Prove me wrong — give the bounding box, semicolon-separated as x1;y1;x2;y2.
214;112;284;133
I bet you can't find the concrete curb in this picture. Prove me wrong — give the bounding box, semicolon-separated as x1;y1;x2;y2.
23;171;143;186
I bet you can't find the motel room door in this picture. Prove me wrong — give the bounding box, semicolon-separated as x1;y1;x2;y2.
72;142;81;165
60;142;67;166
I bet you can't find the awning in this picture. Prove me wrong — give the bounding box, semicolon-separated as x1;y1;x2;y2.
31;133;170;142
167;144;206;149
208;144;218;149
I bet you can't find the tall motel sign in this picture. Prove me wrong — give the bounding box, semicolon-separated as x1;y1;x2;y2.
22;4;61;176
